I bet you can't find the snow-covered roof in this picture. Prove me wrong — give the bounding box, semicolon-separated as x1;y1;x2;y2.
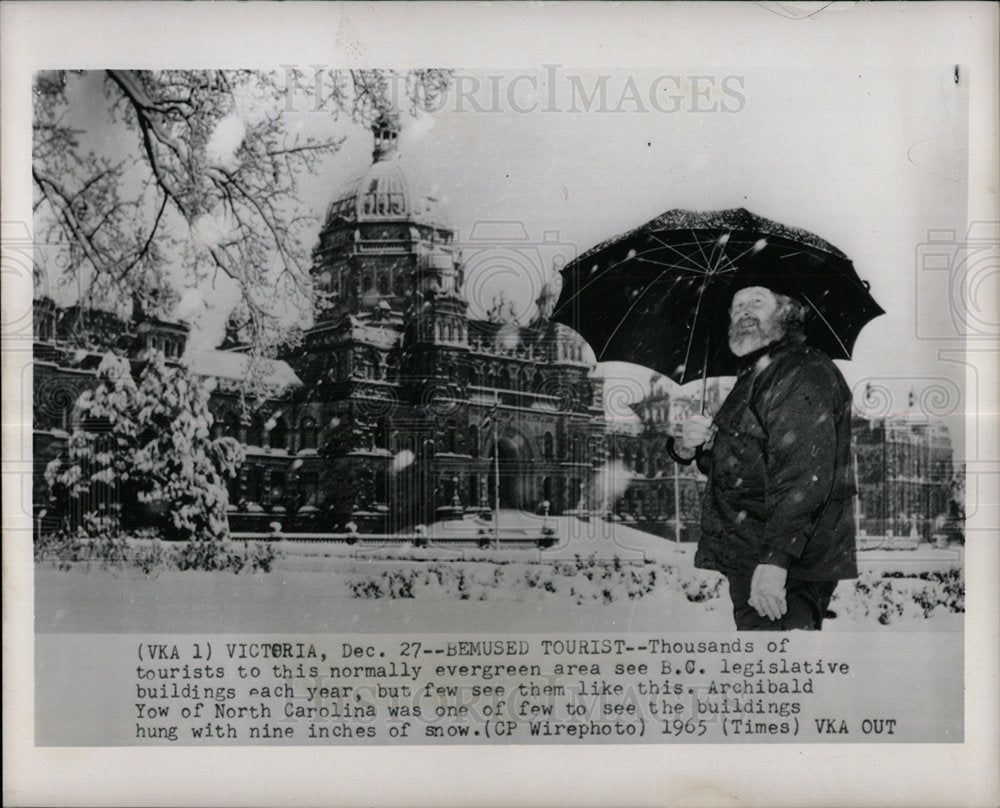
188;349;301;390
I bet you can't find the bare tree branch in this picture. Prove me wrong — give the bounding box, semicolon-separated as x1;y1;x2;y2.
33;68;454;358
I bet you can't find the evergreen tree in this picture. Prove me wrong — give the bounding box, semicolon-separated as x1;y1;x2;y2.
45;351;245;546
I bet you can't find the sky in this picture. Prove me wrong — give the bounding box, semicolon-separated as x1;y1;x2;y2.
34;63;975;458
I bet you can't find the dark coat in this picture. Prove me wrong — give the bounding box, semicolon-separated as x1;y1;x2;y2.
694;337;857;581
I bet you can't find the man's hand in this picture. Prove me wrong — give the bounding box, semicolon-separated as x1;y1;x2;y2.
749;564;788;622
680;415;715;454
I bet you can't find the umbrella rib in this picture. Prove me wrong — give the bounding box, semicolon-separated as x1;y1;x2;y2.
723;239;769;269
634;259;724;277
596;259;699;358
647;233;717;276
556;244;709;313
679;277;712;381
801;293;850;356
652;230;745;281
691;233;719;275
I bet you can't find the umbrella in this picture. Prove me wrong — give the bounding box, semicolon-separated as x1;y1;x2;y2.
550;207;884;395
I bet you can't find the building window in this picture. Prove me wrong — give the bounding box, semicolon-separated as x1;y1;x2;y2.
543;432;555;459
270;472;286;506
250;414;267;447
300;417;318;450
222;412;240;439
270;416;288;450
245;466;264;504
299;472;319;509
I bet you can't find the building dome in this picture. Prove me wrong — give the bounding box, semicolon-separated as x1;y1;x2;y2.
551;322;596;367
322;116;446;228
355;157;410;219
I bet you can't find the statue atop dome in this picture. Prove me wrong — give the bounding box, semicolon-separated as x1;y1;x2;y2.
372;110;401;162
533;274;562;323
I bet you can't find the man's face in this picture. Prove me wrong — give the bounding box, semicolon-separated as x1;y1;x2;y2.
728;286;786;357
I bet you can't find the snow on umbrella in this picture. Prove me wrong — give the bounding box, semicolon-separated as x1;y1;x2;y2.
550;207;884;389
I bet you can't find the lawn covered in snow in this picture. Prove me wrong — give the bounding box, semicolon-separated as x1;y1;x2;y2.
35;512;963;635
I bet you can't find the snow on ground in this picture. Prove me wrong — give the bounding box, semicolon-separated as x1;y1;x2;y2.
35;512;964;634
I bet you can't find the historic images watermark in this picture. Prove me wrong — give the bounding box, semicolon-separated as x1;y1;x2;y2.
914;222;999;343
912;222;999;537
279;66;747;116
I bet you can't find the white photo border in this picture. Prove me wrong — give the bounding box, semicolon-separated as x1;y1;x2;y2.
3;2;998;806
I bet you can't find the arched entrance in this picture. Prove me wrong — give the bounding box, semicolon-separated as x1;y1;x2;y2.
542;476;553;503
488;435;527;509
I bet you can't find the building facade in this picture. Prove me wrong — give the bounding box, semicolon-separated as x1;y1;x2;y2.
32;118;957;541
853;416;955;540
34;117;607;534
603;376;730;540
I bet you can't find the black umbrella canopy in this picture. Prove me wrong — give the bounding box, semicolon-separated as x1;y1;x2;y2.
550;208;884;385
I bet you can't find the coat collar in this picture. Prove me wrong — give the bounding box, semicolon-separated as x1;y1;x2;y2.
734;333;807;376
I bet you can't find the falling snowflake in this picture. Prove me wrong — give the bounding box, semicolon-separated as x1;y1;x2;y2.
495;323;520;352
591;461;634;510
391;449;416;473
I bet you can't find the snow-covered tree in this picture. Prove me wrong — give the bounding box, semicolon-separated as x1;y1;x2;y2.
44;353;138;549
33;69;453;357
130;353;245;542
45;351;245;545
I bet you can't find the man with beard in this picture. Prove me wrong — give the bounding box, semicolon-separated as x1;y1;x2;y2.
667;281;857;630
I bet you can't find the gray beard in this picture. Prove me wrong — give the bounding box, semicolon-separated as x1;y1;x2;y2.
728;316;786;357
